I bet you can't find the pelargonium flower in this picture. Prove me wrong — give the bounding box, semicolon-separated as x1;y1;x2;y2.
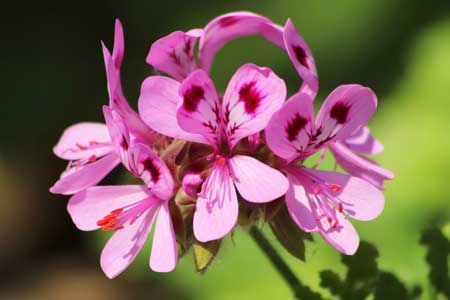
139;63;289;241
265;88;384;254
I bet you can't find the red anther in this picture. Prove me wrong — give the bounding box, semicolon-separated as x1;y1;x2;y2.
327;216;333;224
328;183;342;193
332;220;339;229
89;141;98;146
88;155;97;162
313;186;321;195
97;208;123;231
110;208;123;215
315;214;326;221
216;157;227;167
76;143;88;150
338;202;344;213
112;225;124;231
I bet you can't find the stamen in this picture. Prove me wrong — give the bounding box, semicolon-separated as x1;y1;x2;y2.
328;183;342;193
216;157;227;167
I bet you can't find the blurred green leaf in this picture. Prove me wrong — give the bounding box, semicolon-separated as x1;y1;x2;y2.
193;239;221;274
374;272;410;300
320;270;343;295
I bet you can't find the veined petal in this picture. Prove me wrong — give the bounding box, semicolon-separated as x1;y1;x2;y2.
229;155;288;203
319;212;360;255
150;202;178;272
53;122;112;161
50;153;120;195
67;185;150;231
315;84;377;143
344;126;384;155
103;106;130;158
147;31;199;81
330;142;394;190
283;19;318;98
138;75;207;144
199;11;285;73
100;202;158;278
265;92;315;161
193;164;238;242
223;64;286;149
177;69;222;147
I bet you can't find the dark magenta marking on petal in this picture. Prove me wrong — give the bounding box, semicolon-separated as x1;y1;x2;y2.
143;158;160;183
120;136;129;150
183;38;192;56
286;113;308;141
330;102;351;124
292;45;309;69
219;16;239;27
183;85;204;112
239;81;263;114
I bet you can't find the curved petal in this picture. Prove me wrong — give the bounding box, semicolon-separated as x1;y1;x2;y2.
103;106;130;166
100;204;158;278
330;142;394;190
229;155;288;203
67;185;150;231
319;212;360;255
112;19;124;69
193;165;238;242
304;168;385;221
283;19;318;98
176;69;221;147
344;126;384;155
223;63;286;148
315;84;377;143
150;202;178;272
147;31;199;81
50;153;120;195
285;172;318;232
265;92;315;161
53;122;112;160
138;75;207;144
199;12;285;73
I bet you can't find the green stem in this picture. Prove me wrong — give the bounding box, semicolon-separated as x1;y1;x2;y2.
249;226;302;299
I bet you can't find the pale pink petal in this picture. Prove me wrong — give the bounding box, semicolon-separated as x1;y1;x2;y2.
193;165;238;242
147;31;199;81
330;142;394;190
304;168;385;221
138;75;207;144
150;202;178;272
199;12;285;73
182;170;203;197
50;153;120;195
265;92;315;161
285;172;318;232
229;155;288;203
315;84;377;143
53;123;112;161
103;106;130;153
100;203;158;278
344;126;384;155
223;63;286;148
128;143;175;200
67;185;150;231
319;212;360;255
283;19;318;98
176;69;221;148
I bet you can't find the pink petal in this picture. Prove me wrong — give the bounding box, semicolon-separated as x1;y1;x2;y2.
265;92;315;161
330;142;394;190
223;63;286;149
319;212;360;255
304;168;385;221
103;106;130;154
285;172;318;232
283;19;318;98
315;84;377;142
50;153;120;195
182;170;203;198
229;155;288;203
112;19;124;69
67;185;150;231
100;203;158;278
150;202;178;272
147;31;199;81
138;75;207;144
53;122;113;161
199;12;285;73
176;69;221;148
128;143;175;200
344;126;384;155
193;165;238;242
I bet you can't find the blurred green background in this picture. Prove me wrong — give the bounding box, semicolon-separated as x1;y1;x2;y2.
1;1;450;299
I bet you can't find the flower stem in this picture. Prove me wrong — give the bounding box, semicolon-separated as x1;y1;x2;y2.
249;226;302;299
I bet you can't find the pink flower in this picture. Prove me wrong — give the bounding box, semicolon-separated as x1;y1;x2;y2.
265;89;385;254
139;63;289;242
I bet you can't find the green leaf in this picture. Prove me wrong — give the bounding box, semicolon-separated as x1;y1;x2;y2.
193;239;221;274
374;272;409;300
320;270;343;295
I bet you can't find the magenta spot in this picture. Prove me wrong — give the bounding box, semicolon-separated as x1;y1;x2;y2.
239;81;263;114
120;136;128;150
219;16;239;27
292;45;309;69
286;114;308;141
143;158;160;183
330;102;351;124
183;85;204;112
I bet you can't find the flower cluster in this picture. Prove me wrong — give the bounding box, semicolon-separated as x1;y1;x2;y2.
51;12;393;278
